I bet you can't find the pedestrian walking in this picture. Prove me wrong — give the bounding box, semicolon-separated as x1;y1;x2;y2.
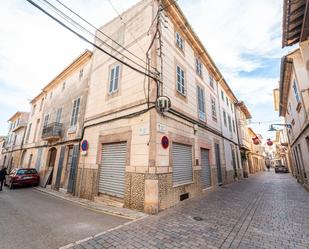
266;163;270;172
0;167;7;191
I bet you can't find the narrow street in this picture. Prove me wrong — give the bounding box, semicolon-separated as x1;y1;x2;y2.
0;187;129;249
69;171;309;249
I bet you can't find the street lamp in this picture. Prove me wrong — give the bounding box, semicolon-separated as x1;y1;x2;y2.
268;124;292;132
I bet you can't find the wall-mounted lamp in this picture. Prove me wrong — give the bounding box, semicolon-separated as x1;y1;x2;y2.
268;124;292;132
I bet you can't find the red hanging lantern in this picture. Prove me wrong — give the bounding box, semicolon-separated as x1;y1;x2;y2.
267;139;273;146
252;136;260;145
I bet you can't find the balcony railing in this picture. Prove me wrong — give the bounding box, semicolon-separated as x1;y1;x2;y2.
42;122;62;141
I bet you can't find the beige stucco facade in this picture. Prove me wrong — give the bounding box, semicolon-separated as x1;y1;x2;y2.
279;47;309;190
235;102;252;178
247;128;265;174
279;0;309;191
2;0;252;213
74;0;245;214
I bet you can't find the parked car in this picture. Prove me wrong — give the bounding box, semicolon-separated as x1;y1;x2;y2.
6;168;40;189
275;165;289;173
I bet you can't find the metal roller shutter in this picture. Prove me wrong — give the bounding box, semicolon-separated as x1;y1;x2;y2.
99;142;126;198
172;143;193;185
201;149;211;188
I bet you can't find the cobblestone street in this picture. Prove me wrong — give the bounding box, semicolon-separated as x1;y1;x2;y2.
69;171;309;249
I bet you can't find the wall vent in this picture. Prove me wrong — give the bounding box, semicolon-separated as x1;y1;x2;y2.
180;193;189;201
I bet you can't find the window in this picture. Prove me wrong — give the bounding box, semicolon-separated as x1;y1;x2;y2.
79;69;84;80
195;58;202;77
228;115;232;132
221;90;224;101
232;119;236;133
109;65;120;93
43;114;49;127
13;134;17;145
49;92;53;100
175;32;184;50
293;79;300;103
62;81;66;91
26;123;32;143
223;110;227;127
211;98;217;120
209;75;214;88
56;108;62;123
176;65;185;95
226;97;229;107
197;86;206;121
70;98;80;127
32;104;36;116
231;104;234;112
39;98;44;111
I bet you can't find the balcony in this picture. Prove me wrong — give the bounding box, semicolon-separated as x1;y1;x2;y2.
42;122;62;141
12;121;27;132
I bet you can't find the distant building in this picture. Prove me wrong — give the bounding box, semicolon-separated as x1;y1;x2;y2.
235;101;252;178
247;128;265;174
1;112;29;171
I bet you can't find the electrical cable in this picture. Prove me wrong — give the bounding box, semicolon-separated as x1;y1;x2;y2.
107;0;146;55
38;0;153;75
25;0;161;83
54;0;153;69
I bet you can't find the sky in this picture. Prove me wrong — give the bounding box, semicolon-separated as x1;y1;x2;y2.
0;0;295;140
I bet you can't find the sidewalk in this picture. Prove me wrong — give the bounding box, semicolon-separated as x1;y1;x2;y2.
34;187;147;220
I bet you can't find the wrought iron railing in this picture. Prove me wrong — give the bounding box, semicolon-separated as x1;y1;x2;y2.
42;122;62;139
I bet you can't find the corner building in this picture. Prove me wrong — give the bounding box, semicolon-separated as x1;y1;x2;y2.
76;0;243;213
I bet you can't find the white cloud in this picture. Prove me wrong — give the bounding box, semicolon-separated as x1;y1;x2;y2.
0;0;284;139
0;0;139;134
179;0;283;74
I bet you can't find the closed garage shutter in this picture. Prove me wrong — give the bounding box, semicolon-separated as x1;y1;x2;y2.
99;142;126;198
172;143;193;185
201;149;211;188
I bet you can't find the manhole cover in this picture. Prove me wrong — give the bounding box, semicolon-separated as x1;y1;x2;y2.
193;216;203;221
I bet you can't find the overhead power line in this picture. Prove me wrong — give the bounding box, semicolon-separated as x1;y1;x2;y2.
37;0;153;75
54;0;152;68
107;0;147;55
25;0;160;83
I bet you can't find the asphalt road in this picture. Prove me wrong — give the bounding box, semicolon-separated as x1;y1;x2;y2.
0;187;129;249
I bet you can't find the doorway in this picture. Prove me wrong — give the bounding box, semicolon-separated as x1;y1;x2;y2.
47;147;57;185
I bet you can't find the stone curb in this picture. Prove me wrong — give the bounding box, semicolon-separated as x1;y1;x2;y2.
58;216;147;249
33;187;147;220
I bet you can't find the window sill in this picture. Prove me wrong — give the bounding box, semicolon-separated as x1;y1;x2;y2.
175;90;187;102
67;126;77;134
175;45;185;56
